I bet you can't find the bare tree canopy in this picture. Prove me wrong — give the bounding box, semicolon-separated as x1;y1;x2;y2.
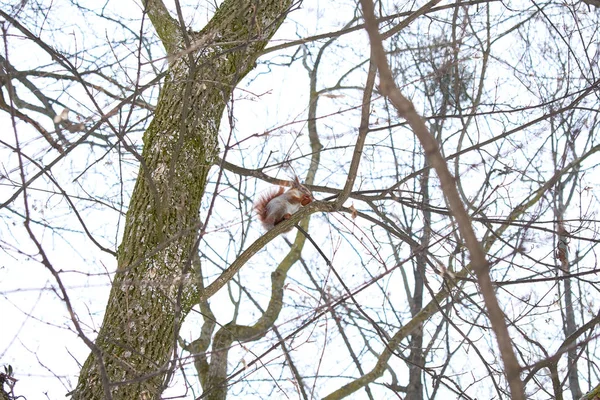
1;0;600;399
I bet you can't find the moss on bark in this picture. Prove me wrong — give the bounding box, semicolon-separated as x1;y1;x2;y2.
72;1;292;399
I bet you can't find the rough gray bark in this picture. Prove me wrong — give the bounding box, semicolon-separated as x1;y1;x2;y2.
71;1;292;399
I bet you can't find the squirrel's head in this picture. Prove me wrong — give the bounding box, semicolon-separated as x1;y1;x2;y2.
290;176;313;206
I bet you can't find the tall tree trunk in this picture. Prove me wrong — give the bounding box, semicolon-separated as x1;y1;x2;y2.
553;132;582;399
558;218;582;399
71;1;291;399
406;157;429;400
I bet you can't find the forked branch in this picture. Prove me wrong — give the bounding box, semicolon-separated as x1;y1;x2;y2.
356;0;525;398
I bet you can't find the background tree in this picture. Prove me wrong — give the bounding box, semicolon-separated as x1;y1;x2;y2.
1;0;600;399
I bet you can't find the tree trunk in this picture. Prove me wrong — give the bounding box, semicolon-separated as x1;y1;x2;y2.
71;1;291;398
406;157;429;400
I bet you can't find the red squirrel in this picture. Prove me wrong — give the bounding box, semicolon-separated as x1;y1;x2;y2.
254;177;313;231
